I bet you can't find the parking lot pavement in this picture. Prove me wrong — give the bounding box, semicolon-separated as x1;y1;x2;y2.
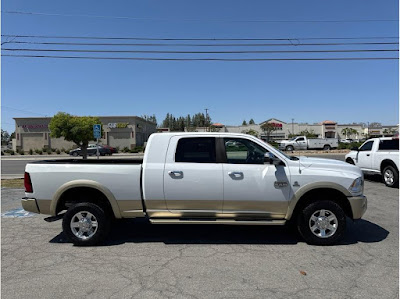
1;180;398;299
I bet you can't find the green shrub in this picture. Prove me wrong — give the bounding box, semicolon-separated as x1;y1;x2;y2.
51;148;56;152
130;149;139;153
10;150;15;155
134;146;144;152
35;149;40;154
38;150;43;155
115;146;120;152
65;149;70;155
56;149;61;154
47;149;52;155
122;147;130;153
29;149;33;155
20;150;25;155
60;147;66;153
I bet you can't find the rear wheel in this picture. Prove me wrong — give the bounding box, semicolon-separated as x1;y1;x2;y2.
62;202;110;246
297;200;346;245
72;151;78;157
383;165;399;188
346;158;355;165
323;145;331;151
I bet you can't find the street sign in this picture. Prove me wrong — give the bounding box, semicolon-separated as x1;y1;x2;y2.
93;124;101;139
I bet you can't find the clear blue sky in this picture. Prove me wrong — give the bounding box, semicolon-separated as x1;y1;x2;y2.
1;0;399;133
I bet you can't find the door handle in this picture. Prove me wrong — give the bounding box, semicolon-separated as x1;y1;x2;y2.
366;154;370;156
168;170;183;176
228;171;243;177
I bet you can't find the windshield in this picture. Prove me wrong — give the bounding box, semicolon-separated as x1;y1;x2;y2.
290;137;297;141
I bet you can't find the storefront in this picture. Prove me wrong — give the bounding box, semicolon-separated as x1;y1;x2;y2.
13;116;157;152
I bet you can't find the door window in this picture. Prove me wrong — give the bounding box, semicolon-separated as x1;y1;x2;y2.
224;138;267;164
359;141;373;151
297;137;305;142
175;137;216;163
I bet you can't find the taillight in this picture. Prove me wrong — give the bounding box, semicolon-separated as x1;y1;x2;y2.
24;172;33;193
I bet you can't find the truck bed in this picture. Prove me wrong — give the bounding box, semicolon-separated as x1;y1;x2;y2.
30;159;144;164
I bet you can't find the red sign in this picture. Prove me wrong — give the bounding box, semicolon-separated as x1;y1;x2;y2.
269;122;283;128
21;124;48;129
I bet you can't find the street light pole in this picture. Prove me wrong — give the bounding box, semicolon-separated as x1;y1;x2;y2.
292;118;294;136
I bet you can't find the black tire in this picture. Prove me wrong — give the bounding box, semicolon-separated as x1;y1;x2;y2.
297;200;346;245
323;145;331;151
286;145;294;151
62;202;110;246
72;151;78;157
382;165;399;188
346;158;355;165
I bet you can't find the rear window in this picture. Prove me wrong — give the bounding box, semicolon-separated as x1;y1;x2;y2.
379;139;399;150
175;137;216;163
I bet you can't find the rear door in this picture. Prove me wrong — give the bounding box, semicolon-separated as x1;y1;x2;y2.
163;136;223;217
221;137;291;219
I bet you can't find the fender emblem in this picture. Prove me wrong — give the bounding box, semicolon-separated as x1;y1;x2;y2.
274;181;288;188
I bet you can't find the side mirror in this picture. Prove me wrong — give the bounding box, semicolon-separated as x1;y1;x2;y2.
264;153;282;166
351;147;359;151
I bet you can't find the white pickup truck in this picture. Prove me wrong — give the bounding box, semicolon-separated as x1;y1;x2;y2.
278;136;338;151
22;133;367;246
345;137;399;187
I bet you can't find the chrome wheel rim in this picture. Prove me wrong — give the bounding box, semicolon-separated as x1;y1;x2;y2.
70;211;98;240
309;209;338;238
384;169;394;185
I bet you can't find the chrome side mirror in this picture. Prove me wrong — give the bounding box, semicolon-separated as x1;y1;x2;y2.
264;152;282;165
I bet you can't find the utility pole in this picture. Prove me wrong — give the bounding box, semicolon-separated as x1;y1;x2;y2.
291;118;294;136
205;108;209;132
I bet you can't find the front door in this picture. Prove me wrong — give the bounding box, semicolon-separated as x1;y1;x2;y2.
355;140;373;170
163;136;223;217
222;137;292;219
295;137;307;150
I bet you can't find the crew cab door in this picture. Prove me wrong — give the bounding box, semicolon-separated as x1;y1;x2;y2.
163;136;223;216
355;140;374;169
221;137;291;219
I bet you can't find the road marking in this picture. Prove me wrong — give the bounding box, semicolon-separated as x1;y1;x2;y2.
1;208;36;218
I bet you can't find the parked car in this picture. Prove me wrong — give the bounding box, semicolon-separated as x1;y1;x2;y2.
279;136;338;151
102;145;118;153
345;137;399;187
69;145;111;157
340;139;354;144
22;132;366;246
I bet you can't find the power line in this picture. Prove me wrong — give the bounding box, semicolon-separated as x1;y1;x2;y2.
1;105;48;116
2;11;398;23
3;48;398;54
2;34;399;41
4;41;398;47
2;54;398;61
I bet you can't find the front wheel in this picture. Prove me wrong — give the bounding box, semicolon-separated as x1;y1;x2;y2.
286;145;294;151
383;165;399;188
62;203;110;246
297;200;346;245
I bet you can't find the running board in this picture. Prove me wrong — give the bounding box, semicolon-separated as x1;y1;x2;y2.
149;219;286;225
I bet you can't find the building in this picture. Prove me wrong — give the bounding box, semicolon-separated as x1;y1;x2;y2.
222;118;398;141
13;116;157;152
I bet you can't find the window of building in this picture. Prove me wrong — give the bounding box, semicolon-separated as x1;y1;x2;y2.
379;139;399;150
224;138;267;164
175;137;216;163
359;141;373;151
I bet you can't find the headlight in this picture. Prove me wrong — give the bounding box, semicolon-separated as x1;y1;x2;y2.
349;177;364;195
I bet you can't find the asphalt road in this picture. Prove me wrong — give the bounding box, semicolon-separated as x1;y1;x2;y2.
1;176;398;298
1;153;346;177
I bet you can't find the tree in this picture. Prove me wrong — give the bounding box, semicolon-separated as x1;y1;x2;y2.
1;130;10;145
242;120;247;126
49;112;101;159
241;129;258;137
249;119;255;125
260;123;278;142
341;128;358;139
141;114;157;125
